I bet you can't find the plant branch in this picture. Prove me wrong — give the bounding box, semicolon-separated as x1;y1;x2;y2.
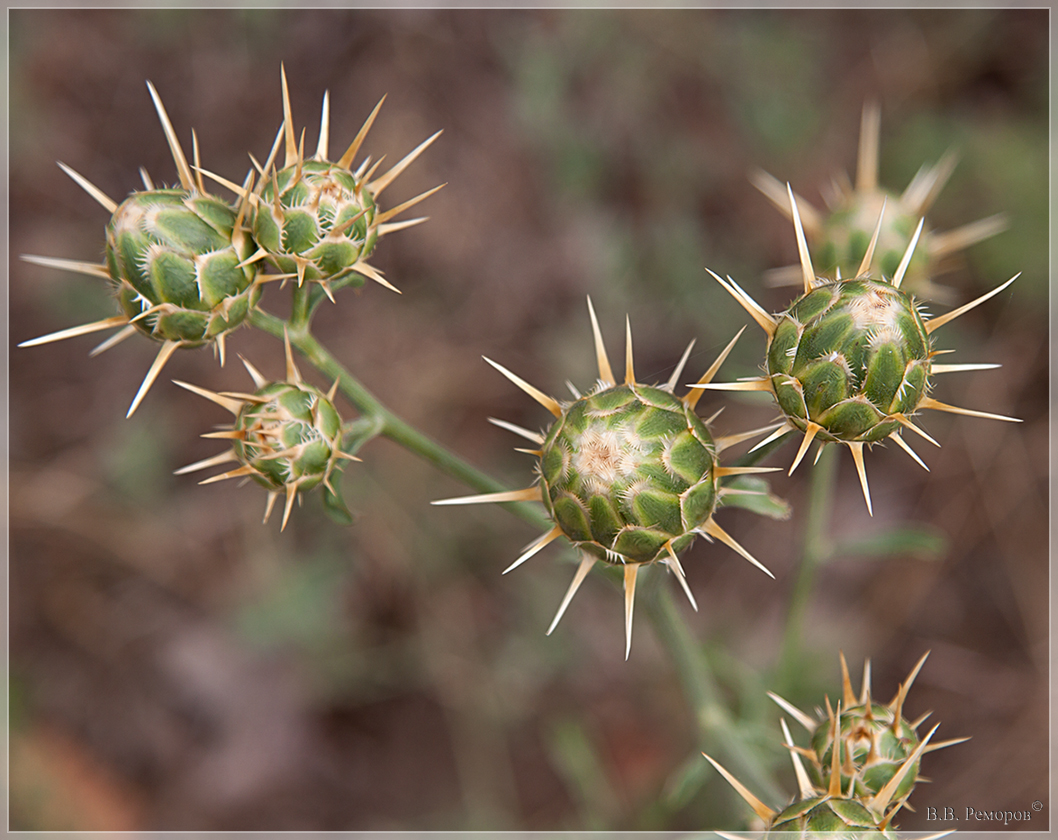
249;305;549;530
778;441;838;685
641;578;783;806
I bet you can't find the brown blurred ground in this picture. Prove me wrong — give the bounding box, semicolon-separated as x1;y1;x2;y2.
8;8;1049;832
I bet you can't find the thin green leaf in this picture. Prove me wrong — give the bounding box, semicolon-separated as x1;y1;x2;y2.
663;749;710;810
718;475;792;521
322;484;355;526
729;427;794;468
829;524;948;562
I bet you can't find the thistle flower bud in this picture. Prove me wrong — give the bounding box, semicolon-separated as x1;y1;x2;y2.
698;184;1020;515
768;653;969;809
705;653;965;837
107;189;260;346
19;81;262;417
435;298;782;658
752;103;1007;304
175;333;358;531
241;66;443;297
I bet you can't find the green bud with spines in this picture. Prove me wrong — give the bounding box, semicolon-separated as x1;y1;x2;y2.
106;188;260;346
175;338;357;532
708;176;1020;515
752;102;1007;304
435;298;780;658
249;67;443;295
255;159;379;288
705;653;962;836
230;378;347;510
18;80;267;417
539;382;718;565
808;702;921;804
765;276;931;446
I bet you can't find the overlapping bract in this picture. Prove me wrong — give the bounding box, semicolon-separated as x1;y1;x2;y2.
540;383;719;565
107;189;260;346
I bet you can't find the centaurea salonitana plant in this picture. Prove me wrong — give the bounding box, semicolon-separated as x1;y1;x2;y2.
17;62;1027;832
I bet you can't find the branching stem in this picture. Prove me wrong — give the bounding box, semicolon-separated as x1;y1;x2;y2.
249;305;549;530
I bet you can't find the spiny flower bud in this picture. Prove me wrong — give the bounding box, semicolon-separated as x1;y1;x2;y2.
768;652;968;806
106;189;259;345
435;297;782;658
752;103;1007;304
697;184;1020;515
20;81;262;417
174;332;357;530
235;66;443;297
704;654;965;837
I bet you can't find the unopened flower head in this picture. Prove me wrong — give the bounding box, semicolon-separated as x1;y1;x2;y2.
435;297;781;658
20;81;262;417
106;189;260;345
768;652;968;806
697;184;1020;515
705;652;965;838
236;66;444;298
174;332;358;531
752;103;1007;304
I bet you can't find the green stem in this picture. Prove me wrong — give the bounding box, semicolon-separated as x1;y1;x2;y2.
778;441;838;685
249;306;549;530
642;580;783;806
290;282;311;328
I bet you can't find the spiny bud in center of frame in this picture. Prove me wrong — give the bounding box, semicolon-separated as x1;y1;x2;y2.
435;298;782;659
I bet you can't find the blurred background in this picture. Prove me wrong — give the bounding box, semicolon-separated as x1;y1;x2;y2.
8;7;1049;833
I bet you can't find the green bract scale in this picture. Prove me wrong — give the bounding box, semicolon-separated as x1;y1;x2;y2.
765;277;929;446
175;337;357;531
240;67;443;296
19;80;264;417
106;189;259;345
255;160;379;287
435;298;783;658
705;653;964;836
752;103;1007;304
768;795;896;838
700;183;1020;515
539;383;718;565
